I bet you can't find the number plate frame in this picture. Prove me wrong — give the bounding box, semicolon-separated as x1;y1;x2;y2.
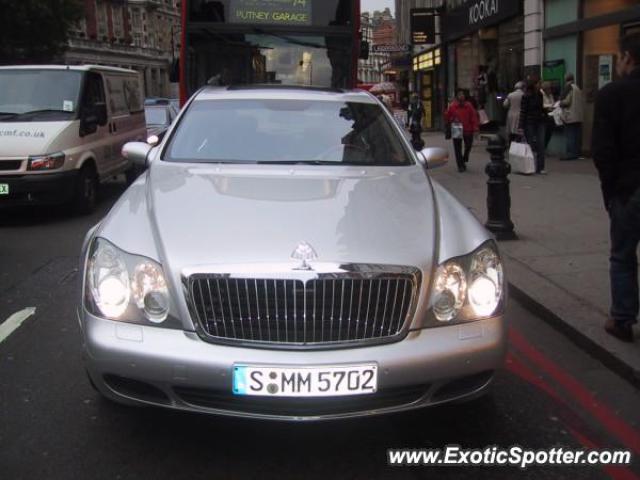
233;364;378;397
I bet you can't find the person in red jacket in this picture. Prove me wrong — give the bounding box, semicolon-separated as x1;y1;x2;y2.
445;90;479;172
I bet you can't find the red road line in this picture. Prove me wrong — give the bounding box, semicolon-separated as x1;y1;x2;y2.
567;427;639;480
509;327;640;456
506;353;640;480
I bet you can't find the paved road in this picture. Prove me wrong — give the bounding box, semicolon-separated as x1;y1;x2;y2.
1;180;639;480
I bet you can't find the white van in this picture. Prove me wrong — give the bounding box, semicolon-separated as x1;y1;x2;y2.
0;65;147;213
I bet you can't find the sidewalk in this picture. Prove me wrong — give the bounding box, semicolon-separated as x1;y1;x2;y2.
422;131;640;387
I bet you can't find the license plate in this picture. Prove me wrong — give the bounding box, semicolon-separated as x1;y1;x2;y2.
0;184;8;195
233;364;378;397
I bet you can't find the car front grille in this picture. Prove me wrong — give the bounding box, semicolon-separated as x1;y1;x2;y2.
0;160;23;171
188;271;419;347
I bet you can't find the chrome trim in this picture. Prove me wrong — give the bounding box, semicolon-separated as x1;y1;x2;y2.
182;263;422;350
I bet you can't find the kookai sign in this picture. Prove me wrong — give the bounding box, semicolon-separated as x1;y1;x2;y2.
443;0;521;41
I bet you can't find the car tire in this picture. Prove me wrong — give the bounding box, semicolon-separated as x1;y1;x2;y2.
73;165;98;215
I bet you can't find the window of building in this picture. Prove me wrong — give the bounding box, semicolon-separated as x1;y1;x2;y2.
97;2;108;39
113;6;124;38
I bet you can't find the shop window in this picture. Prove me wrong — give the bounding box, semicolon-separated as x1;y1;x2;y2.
584;0;638;18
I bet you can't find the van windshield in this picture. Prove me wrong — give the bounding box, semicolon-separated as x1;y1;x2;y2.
0;69;83;121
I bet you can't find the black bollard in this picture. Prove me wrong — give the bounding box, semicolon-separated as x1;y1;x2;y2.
484;134;517;240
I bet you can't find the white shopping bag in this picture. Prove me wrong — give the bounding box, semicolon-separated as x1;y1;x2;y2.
451;122;464;139
478;109;490;125
509;141;536;175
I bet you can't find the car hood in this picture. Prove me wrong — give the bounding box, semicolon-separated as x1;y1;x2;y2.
0;121;72;156
145;161;438;274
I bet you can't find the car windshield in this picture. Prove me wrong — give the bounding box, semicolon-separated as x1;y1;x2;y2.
0;69;83;119
165;99;412;166
145;107;169;126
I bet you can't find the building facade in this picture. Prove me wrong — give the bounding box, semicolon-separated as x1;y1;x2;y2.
359;12;388;85
65;0;181;97
542;0;640;156
396;0;444;129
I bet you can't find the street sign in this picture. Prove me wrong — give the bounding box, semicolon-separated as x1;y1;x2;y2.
410;8;436;45
372;44;410;53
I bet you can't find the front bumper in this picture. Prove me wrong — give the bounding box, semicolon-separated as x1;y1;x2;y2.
81;311;507;421
0;170;77;207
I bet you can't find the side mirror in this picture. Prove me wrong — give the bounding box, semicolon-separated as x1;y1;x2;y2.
122;142;152;169
417;147;448;169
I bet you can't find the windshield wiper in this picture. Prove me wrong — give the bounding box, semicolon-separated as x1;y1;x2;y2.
256;160;338;165
14;109;73;116
0;111;20;119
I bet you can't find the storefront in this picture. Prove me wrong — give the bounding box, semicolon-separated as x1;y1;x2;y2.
443;0;524;125
412;47;444;130
543;0;640;156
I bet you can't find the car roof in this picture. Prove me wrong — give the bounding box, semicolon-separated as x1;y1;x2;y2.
195;85;378;104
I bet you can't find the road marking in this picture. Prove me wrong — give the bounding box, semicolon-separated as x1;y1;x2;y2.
0;307;36;343
509;327;640;456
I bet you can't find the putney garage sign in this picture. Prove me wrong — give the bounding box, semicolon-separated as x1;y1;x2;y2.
444;0;521;41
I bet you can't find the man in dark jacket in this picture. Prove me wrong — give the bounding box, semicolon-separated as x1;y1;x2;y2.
407;93;425;150
592;33;640;342
519;77;547;174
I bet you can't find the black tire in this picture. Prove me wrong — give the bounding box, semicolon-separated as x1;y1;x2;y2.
73;165;98;215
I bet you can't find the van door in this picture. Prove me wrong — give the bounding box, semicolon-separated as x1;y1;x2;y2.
105;73;146;175
79;71;111;176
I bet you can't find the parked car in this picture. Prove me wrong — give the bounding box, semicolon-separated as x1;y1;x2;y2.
80;86;507;420
144;104;177;141
0;65;146;212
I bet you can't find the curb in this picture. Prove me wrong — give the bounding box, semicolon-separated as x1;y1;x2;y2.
505;256;640;389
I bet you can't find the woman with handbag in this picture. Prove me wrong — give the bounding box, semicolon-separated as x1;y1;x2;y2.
445;90;479;172
503;81;525;143
519;77;547;175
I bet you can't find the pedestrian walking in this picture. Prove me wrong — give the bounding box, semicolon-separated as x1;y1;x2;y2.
541;81;556;149
592;32;640;343
445;90;479;172
406;93;425;150
503;81;525;143
559;73;584;160
519;77;547;175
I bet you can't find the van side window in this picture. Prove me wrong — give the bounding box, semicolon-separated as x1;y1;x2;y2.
82;72;106;111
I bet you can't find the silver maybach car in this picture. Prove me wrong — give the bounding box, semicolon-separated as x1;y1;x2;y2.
79;86;507;421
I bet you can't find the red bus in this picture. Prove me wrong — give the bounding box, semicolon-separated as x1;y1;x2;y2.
180;0;363;104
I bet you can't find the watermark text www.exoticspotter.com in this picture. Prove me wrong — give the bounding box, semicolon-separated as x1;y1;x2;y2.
388;446;632;469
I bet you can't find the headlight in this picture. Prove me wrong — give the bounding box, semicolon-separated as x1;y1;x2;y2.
430;241;505;325
28;152;65;170
88;242;130;318
433;262;466;322
85;238;173;325
468;248;503;317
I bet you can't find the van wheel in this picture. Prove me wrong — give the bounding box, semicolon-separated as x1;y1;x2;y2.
74;165;98;215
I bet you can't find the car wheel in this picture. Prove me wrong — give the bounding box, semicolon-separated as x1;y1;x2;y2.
73;165;98;215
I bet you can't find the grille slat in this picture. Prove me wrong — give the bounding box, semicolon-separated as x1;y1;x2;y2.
190;273;417;346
